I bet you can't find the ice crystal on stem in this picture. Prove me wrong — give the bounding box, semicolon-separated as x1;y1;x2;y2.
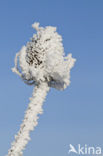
7;22;76;156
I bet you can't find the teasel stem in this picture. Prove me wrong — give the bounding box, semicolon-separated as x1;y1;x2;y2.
7;82;50;156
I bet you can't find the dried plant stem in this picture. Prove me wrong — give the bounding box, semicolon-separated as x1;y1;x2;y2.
7;82;49;156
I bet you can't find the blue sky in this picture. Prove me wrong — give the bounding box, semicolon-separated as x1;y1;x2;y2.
0;0;103;155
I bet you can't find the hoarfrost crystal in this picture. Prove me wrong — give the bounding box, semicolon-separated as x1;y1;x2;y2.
7;22;76;156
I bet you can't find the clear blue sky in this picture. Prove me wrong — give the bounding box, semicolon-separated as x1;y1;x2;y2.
0;0;103;155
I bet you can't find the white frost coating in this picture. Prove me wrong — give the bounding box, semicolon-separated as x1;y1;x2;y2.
7;22;76;156
7;82;49;156
12;22;76;90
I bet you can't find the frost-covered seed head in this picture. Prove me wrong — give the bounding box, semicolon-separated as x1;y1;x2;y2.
12;22;76;90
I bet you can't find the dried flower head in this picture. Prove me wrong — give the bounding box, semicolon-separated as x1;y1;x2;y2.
12;22;76;90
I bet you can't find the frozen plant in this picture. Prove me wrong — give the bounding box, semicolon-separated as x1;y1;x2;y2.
7;22;76;156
